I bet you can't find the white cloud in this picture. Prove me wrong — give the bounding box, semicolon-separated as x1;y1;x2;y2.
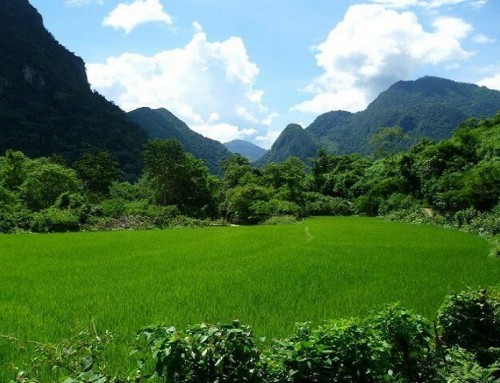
432;17;472;39
477;74;500;90
192;122;257;144
370;0;487;8
293;4;472;114
255;130;281;149
473;34;496;44
103;0;172;34
468;0;487;8
87;25;277;144
370;0;419;8
261;112;280;126
64;0;103;6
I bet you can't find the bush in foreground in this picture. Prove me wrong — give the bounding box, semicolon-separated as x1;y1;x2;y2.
6;288;500;383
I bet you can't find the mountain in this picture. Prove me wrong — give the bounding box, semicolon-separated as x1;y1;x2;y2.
128;107;231;174
224;139;267;162
255;124;319;166
307;76;500;155
0;0;148;179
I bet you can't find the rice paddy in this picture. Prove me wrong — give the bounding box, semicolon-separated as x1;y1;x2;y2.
0;217;498;380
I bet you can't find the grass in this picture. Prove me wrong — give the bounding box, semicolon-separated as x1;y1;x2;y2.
0;217;498;380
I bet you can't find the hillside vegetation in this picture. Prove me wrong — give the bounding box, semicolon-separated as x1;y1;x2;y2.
257;77;500;165
128;107;232;175
256;123;318;166
307;76;500;155
1;113;498;239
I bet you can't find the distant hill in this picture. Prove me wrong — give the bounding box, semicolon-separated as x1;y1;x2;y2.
255;124;319;166
128;107;231;174
224;139;267;162
0;0;147;179
307;76;500;155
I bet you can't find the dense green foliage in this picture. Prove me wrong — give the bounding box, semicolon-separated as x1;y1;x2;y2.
0;113;498;234
0;0;148;180
306;76;500;155
369;126;412;159
4;288;499;382
143;139;217;217
74;151;121;197
139;321;262;383
128;108;231;175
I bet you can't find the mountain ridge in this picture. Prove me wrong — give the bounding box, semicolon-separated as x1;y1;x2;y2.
306;76;500;155
224;139;267;162
128;107;232;174
255;123;319;166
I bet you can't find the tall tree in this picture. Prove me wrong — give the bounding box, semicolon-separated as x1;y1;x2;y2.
74;151;121;197
20;160;82;210
143;139;186;207
263;157;306;204
143;139;213;217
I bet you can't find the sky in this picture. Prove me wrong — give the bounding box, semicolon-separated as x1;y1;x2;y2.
29;0;500;148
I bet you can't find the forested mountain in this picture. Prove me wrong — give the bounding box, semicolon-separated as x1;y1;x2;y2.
224;139;267;162
255;123;319;166
128;107;231;174
307;76;500;155
0;0;148;179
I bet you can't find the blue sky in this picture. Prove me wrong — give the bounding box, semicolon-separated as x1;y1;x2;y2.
29;0;500;148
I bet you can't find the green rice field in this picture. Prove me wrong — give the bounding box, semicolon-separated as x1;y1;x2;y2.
0;217;499;379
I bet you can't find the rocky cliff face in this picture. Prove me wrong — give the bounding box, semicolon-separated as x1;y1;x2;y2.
0;0;147;179
1;0;89;95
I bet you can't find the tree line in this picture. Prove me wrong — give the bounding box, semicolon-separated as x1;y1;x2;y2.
0;113;498;235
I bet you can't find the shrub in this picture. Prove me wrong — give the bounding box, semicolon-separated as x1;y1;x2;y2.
137;321;262;383
30;208;80;233
166;215;208;229
378;193;419;216
0;186;30;233
7;289;500;383
354;194;382;216
20;162;82;211
269;319;393;383
371;304;437;382
436;288;500;366
467;212;500;236
438;346;500;383
262;215;299;225
250;199;301;222
91;215;155;231
305;193;355;216
145;205;181;228
0;208;18;233
98;198;127;218
4;326;126;383
54;192;94;224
